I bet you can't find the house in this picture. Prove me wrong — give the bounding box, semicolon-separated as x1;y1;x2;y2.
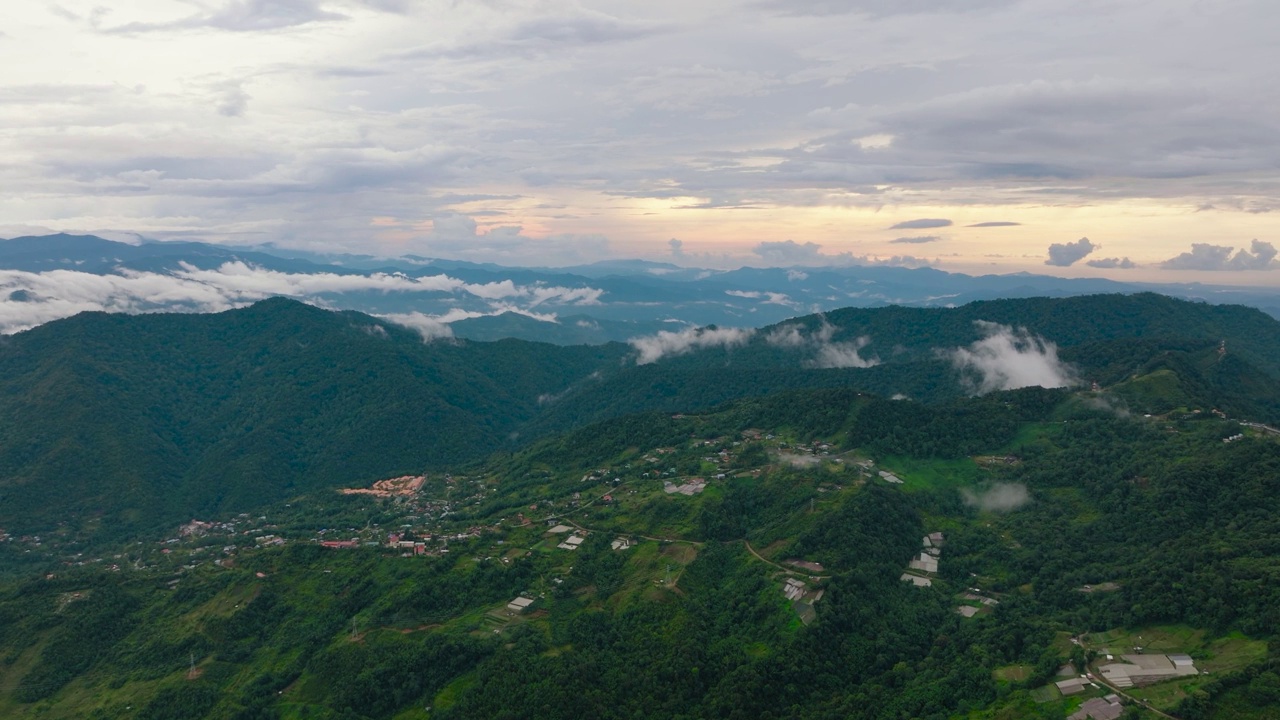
909;553;939;574
507;596;537;613
957;605;980;618
320;540;358;549
1067;696;1122;720
900;573;931;587
1054;677;1088;696
783;578;807;602
1098;654;1197;688
611;538;631;550
557;535;585;551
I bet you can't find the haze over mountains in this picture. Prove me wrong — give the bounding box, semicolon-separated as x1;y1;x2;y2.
4;233;1280;342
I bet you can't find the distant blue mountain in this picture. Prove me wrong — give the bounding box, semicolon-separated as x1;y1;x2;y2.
2;233;1278;340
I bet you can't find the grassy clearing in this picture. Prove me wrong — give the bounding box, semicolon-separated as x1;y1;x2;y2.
1028;685;1059;703
431;671;477;712
876;456;983;493
993;664;1032;682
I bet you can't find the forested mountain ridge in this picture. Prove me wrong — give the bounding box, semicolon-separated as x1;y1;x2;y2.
533;293;1280;432
0;299;626;538
1;292;1278;544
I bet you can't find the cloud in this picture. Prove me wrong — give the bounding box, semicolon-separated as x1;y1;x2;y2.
948;321;1077;394
377;312;455;341
0;263;603;335
213;80;250;117
753;240;827;264
414;215;615;266
890;235;941;244
786;269;808;281
961;483;1031;513
765;321;879;368
9;0;1280;268
668;238;685;260
757;0;1016;18
750;240;932;268
508;11;660;45
870;255;934;268
890;218;952;230
1045;237;1097;267
172;261;601;304
764;323;809;348
629;326;754;364
1079;394;1130;418
105;0;346;33
1086;256;1136;269
809;336;878;369
967;221;1021;227
1161;240;1279;271
725;289;796;307
394;9;662;61
778;453;821;468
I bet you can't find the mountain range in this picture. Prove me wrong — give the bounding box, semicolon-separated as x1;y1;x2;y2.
1;292;1277;544
4;233;1280;343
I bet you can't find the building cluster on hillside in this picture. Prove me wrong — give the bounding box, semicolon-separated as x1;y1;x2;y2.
878;470;903;484
664;478;706;496
780;574;825;625
546;524;586;550
783;577;808;602
557;535;585;551
958;590;999;617
901;532;943;588
507;596;538;614
1067;695;1123;720
1097;654;1197;688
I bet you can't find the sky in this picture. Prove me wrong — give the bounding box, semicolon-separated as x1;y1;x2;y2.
2;0;1279;282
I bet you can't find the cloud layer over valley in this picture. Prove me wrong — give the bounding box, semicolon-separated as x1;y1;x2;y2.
0;262;603;335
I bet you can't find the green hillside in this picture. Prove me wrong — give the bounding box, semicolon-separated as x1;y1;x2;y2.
0;299;626;539
1;382;1278;719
